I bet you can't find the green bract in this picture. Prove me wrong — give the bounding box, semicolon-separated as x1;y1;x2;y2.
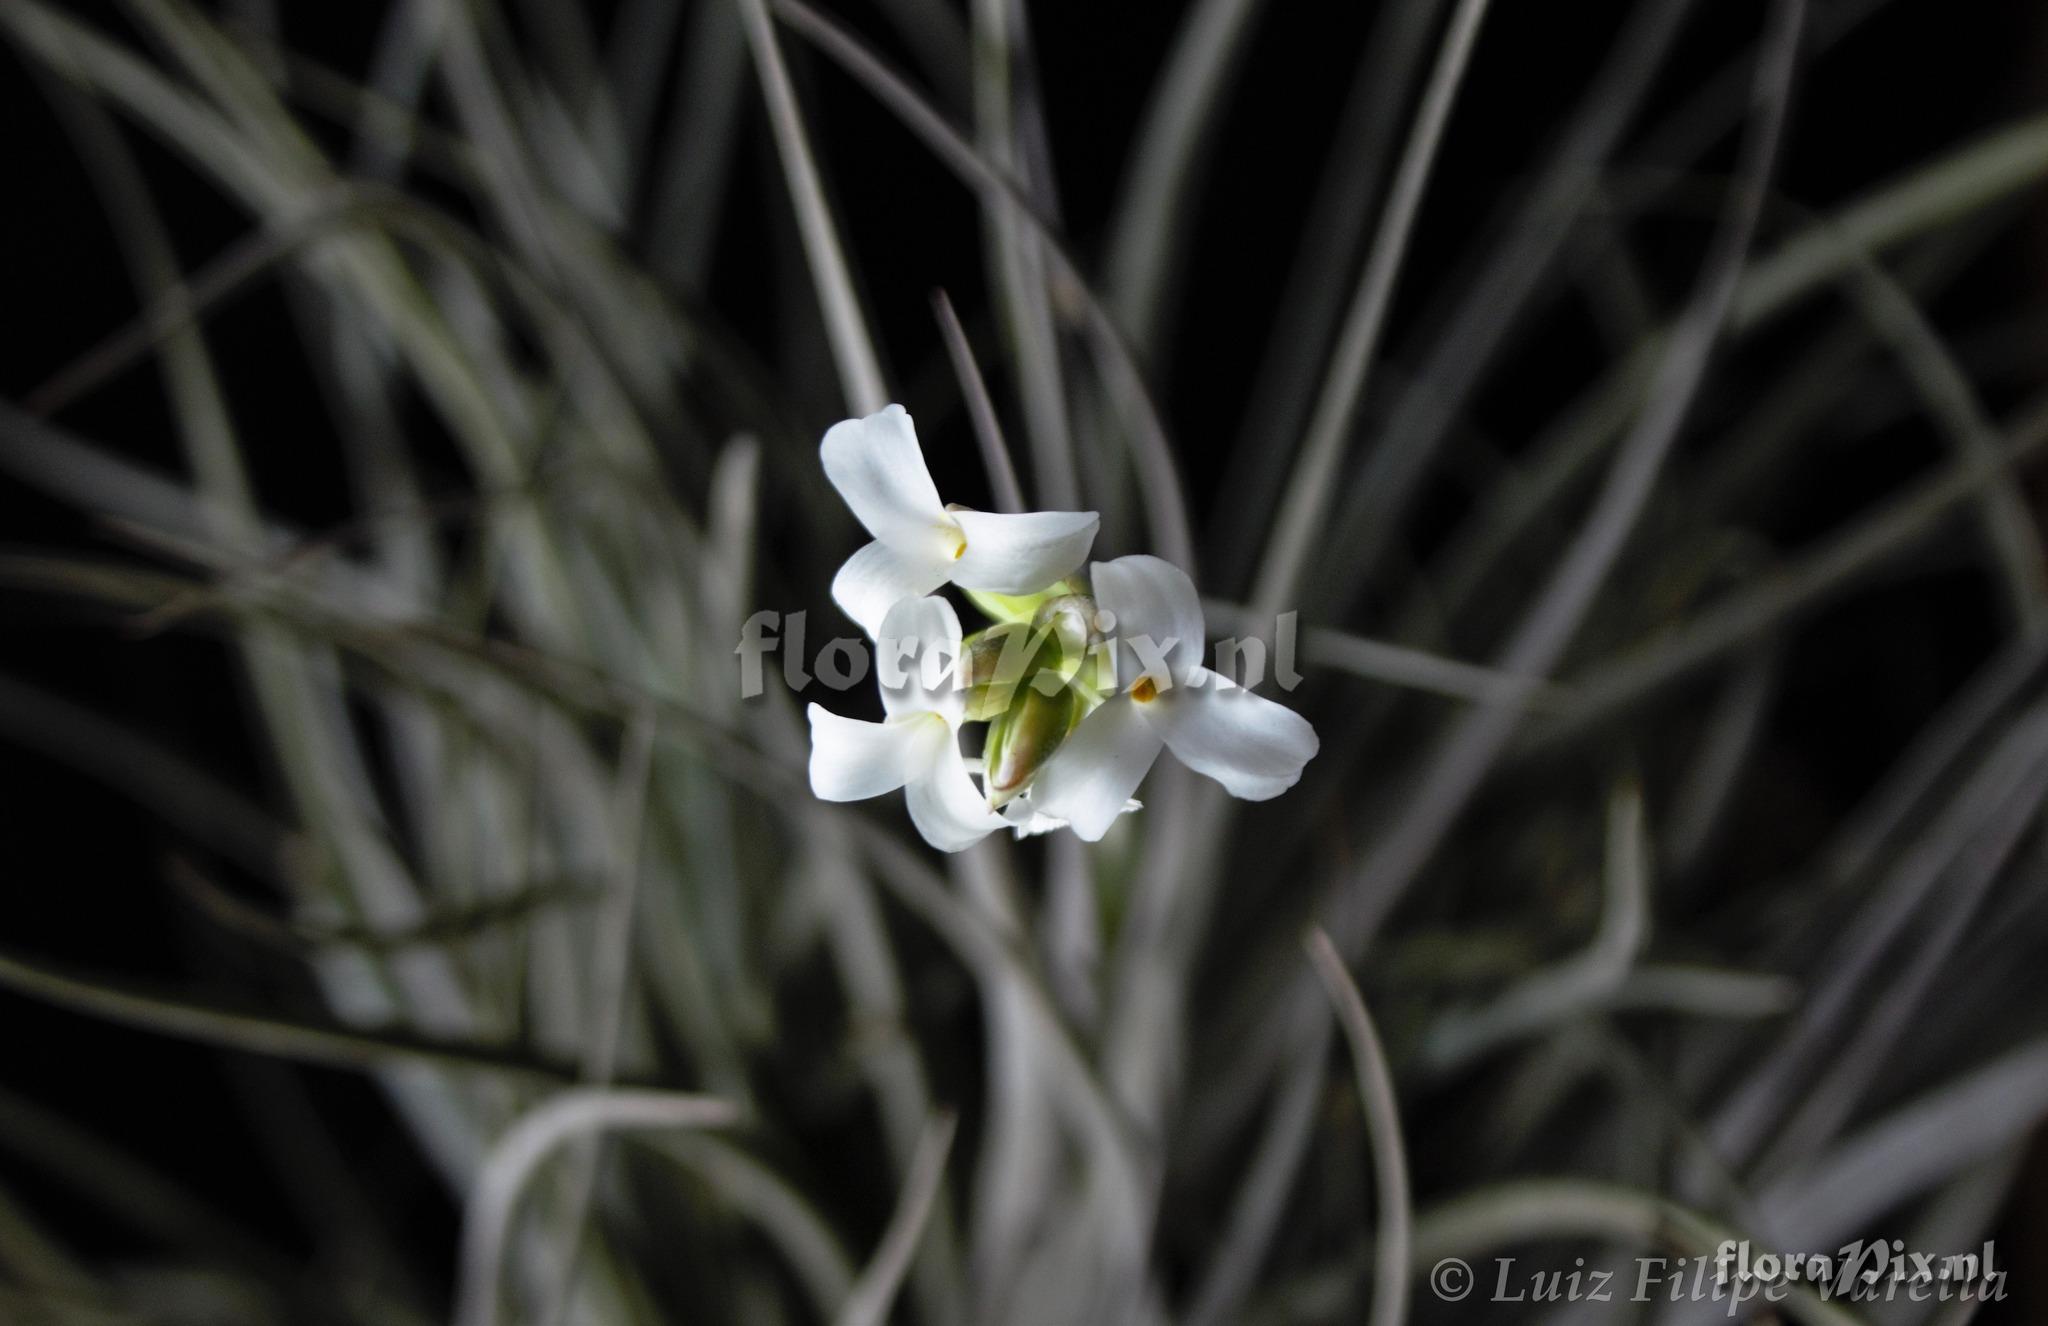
961;579;1083;626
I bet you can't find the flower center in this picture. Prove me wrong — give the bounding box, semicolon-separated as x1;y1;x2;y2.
946;527;967;560
1131;676;1160;703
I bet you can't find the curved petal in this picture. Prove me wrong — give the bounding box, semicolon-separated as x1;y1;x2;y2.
1001;793;1141;839
820;405;951;547
807;706;945;801
905;742;1006;852
832;539;951;638
1026;694;1166;842
1090;554;1205;688
950;510;1100;594
1000;799;1065;838
1142;668;1318;801
877;596;966;724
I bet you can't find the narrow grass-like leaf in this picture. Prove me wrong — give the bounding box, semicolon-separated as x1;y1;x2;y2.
837;1111;958;1326
649;1133;861;1321
451;1089;740;1326
972;0;1075;510
734;0;888;415
1760;1039;2048;1248
536;707;658;1326
1103;0;1266;355
1306;930;1412;1326
1525;393;2048;752
1305;0;1696;597
1248;0;1494;621
1326;0;1800;960
1422;781;1650;1071
0;945;580;1081
769;0;1196;571
933;288;1026;514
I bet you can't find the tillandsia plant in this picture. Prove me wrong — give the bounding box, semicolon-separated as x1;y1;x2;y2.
9;0;2048;1325
806;405;1319;849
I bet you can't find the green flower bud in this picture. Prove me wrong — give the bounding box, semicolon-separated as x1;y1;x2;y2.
982;678;1080;804
1031;593;1093;675
959;625;1022;691
1029;590;1118;700
961;615;1074;720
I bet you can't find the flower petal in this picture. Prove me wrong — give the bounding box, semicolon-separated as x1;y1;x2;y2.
820;405;951;547
1090;554;1205;687
832;539;951;638
1001;793;1141;839
1142;667;1318;800
877;595;966;724
807;705;944;801
905;741;1006;851
1026;694;1166;842
950;510;1100;594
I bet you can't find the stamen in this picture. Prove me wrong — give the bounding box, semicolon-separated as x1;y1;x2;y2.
1131;676;1160;703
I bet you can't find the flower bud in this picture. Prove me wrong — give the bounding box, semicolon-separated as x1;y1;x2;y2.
982;678;1080;804
961;614;1076;721
959;624;1029;720
1031;593;1093;667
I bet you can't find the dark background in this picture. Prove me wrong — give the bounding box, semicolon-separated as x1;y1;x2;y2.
2;0;2044;1311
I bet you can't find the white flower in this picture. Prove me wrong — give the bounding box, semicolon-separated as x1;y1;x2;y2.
806;595;1006;852
1028;555;1320;841
823;404;1100;636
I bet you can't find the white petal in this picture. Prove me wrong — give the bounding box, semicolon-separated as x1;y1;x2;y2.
1000;802;1065;838
1142;668;1318;801
950;510;1100;594
807;705;944;801
1001;794;1141;839
832;539;951;638
820;405;952;548
1090;554;1205;687
876;596;966;724
1027;694;1166;842
905;742;1006;852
